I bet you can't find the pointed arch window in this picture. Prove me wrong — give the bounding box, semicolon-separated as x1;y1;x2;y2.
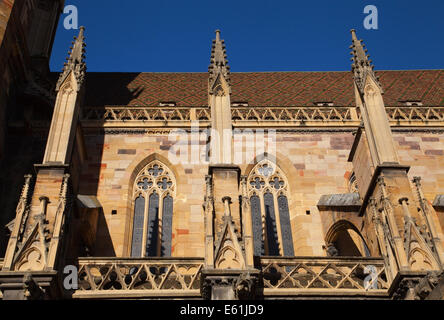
247;160;295;257
131;161;175;257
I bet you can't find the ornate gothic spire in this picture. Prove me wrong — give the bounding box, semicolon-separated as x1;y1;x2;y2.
56;26;87;91
208;29;231;94
350;29;382;94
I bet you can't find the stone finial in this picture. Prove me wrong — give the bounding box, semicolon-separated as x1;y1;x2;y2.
349;29;382;94
208;29;231;94
56;26;87;91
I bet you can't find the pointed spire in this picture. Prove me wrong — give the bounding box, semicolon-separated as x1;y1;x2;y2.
56;26;87;91
208;29;231;94
349;29;381;94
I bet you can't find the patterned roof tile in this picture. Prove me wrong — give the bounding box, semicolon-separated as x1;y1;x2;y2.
84;70;444;107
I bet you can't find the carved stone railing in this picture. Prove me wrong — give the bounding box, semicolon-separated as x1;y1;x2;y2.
232;106;444;127
260;257;390;297
386;107;444;122
232;107;359;122
72;256;390;299
73;257;204;299
80;106;444;128
80;106;211;128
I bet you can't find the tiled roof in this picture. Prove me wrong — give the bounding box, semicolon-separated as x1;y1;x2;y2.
84;70;444;107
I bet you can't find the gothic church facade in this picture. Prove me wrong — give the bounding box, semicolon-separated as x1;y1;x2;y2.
0;1;444;300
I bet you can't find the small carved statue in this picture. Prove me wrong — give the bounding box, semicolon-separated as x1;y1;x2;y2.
326;243;339;257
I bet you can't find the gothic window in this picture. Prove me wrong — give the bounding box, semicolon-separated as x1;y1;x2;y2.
131;161;175;257
247;160;295;256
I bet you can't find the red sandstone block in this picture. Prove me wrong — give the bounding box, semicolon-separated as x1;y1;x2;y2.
425;150;444;156
421;137;440;142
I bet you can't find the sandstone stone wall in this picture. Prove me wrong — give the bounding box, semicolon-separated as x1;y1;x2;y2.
78;130;444;258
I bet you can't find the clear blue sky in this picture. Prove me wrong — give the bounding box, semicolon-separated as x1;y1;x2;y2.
49;0;444;72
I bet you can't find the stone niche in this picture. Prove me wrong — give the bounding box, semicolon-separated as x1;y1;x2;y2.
75;195;101;255
209;165;242;234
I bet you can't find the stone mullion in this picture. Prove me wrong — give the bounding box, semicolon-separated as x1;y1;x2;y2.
141;191;150;257
272;191;284;256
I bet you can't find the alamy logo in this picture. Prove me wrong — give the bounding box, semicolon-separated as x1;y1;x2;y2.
363;5;378;30
63;5;79;30
363;265;379;290
63;265;79;290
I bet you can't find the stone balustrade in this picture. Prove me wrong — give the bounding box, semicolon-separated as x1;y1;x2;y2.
73;257;204;299
79;106;444;128
72;256;390;299
259;256;389;298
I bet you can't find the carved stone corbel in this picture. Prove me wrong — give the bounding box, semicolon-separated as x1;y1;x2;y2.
234;272;257;300
393;271;444;300
23;273;44;300
200;271;259;300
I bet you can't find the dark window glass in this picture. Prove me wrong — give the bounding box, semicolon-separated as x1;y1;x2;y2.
250;195;264;256
264;192;279;256
131;195;145;257
146;192;159;257
278;195;294;256
161;195;173;256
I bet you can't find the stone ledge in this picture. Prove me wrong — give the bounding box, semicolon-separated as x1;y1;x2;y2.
317;193;362;211
0;271;58;300
77;195;102;209
433;195;444;210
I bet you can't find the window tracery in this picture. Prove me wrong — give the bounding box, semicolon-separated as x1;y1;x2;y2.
131;161;176;257
247;160;294;256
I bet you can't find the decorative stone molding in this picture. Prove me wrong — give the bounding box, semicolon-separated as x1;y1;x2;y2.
23;273;44;300
214;214;246;270
0;271;58;300
200;270;259;300
80;106;444;129
392;271;444;300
